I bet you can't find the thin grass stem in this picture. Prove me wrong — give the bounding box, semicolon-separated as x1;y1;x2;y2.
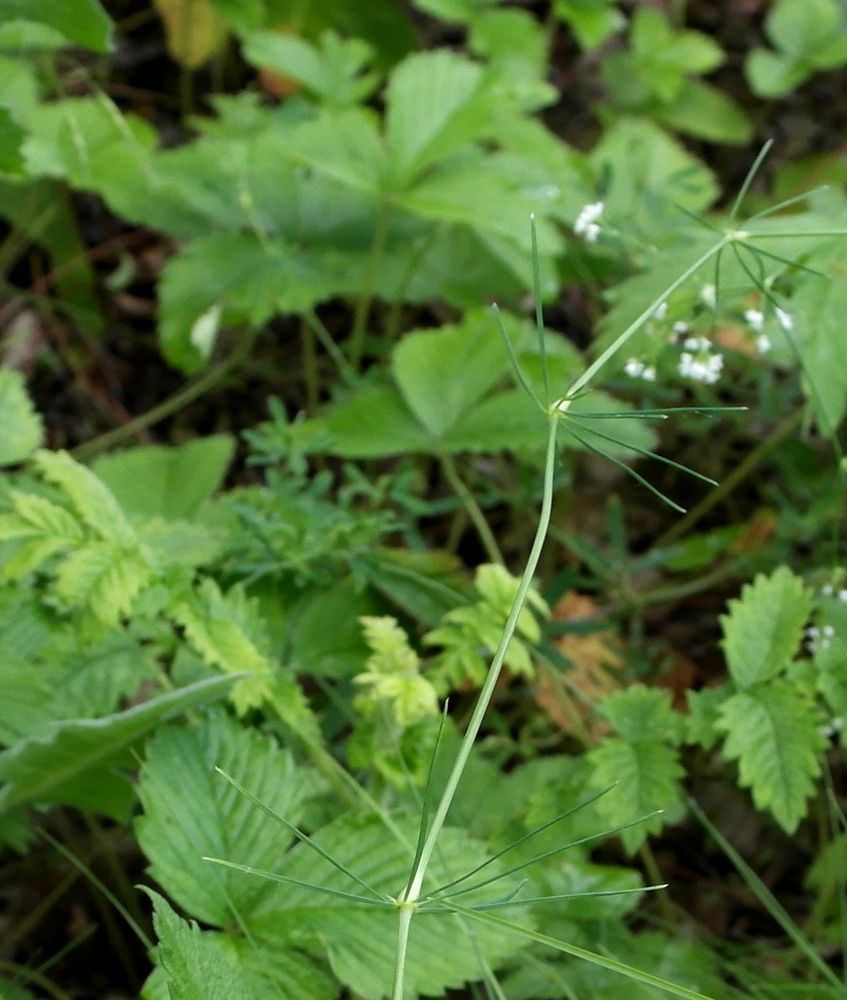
731;140;773;221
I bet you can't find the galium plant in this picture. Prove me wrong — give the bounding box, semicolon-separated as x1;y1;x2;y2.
181;152;847;998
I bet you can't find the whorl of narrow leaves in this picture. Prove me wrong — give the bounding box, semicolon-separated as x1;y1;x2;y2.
719;566;811;689
716;680;825;833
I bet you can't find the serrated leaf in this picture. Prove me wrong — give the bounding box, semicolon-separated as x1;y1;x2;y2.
0;370;43;466
248;814;526;999
385;49;492;183
720;566;811;689
91;436;235;520
285;108;386;192
684;685;730;750
657;79;752;145
587;738;684;854
53;541;153;625
0;0;112;52
597;685;680;744
136;713;309;927
717;680;825;833
171;579;274;713
147;890;253;1000
33;449;135;545
0;675;236;817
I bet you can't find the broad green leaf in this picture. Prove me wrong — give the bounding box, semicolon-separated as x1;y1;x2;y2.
717;680;825;833
392;310;514;439
248;814;526;999
657;79;752;145
284;108;386;193
385;49;492;183
684;685;730;750
587;738;684;854
0;675;236;817
158;232;337;372
242;30;379;105
136;713;309;927
33;449;136;545
589;118;718;219
554;0;623;50
468;9;548;78
720;566;811;689
0;656;53;746
310;384;431;458
765;0;841;60
597;685;681;744
0;370;43;466
0;0;112;52
91;436;235;520
745;48;804;98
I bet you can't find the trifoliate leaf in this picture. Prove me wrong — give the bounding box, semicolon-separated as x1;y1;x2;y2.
720;566;811;689
587;738;684;854
0;370;43;466
247;814;528;1000
136;712;310;927
717;680;825;833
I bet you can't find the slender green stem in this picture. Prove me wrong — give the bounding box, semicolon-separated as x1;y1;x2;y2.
439;454;504;566
71;331;256;461
391;416;559;997
349;204;391;370
565;238;728;400
0;959;72;1000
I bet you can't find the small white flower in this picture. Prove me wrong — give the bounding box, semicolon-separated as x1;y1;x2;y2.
756;334;772;355
700;284;716;308
775;307;794;332
673;321;689;334
744;309;764;331
678;349;724;385
839;589;847;603
624;358;645;378
821;584;834;597
683;336;712;352
823;625;836;638
652;301;668;320
806;624;834;652
574;201;604;243
642;366;656;382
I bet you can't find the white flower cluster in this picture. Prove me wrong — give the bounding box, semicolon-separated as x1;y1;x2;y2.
574;201;604;243
820;716;844;739
624;358;656;381
806;624;835;653
820;584;847;601
678;336;724;384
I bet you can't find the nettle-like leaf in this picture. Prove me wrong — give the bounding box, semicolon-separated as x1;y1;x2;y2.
170;579;274;713
246;814;528;1000
0;370;43;466
0;675;235;819
144;891;336;1000
53;541;154;626
587;685;685;855
425;563;548;694
716;680;826;833
720;566;811;689
33;449;136;545
136;712;310;927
